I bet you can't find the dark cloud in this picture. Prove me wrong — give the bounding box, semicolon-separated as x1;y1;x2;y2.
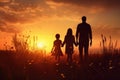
0;20;20;33
49;0;120;9
0;0;50;33
0;0;120;34
14;0;44;7
0;10;27;23
0;0;11;6
0;0;50;21
0;0;48;9
93;24;120;40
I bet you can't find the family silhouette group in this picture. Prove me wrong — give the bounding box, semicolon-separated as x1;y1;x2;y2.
51;16;92;64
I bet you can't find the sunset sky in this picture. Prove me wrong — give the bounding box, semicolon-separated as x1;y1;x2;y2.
0;0;120;52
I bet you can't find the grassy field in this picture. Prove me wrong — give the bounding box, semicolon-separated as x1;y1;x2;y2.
0;50;120;80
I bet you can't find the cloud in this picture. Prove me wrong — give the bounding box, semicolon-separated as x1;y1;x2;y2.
0;0;51;33
48;0;120;9
0;0;120;34
92;24;120;40
0;0;11;6
0;20;20;33
0;0;51;21
0;10;28;23
46;0;113;16
0;9;33;33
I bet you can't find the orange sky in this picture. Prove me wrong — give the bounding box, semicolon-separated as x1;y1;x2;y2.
0;0;120;52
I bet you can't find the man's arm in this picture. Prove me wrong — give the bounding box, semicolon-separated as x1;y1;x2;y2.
89;24;92;46
76;24;79;44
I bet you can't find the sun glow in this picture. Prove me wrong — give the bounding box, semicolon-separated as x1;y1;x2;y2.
37;42;45;49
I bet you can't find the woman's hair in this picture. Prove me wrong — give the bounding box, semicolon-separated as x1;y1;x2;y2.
66;28;72;36
55;33;60;39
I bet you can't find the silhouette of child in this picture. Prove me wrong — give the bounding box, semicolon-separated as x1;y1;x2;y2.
62;28;76;64
51;33;63;62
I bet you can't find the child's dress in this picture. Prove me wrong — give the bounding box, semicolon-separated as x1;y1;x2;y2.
51;39;63;56
63;35;75;54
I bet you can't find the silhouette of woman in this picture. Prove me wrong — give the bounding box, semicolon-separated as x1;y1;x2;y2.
51;33;63;62
62;28;76;63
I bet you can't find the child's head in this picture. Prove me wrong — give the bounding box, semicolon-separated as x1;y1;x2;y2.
67;28;72;36
55;33;60;39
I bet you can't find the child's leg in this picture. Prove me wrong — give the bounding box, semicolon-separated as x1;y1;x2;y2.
68;54;72;63
70;54;73;63
58;55;60;62
55;55;57;60
67;54;69;62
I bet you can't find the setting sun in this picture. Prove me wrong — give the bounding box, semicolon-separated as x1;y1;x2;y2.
37;42;45;49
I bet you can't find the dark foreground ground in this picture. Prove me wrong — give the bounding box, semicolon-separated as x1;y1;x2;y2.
0;50;120;80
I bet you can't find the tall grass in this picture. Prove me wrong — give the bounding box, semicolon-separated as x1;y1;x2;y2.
0;33;120;80
100;34;119;54
12;33;30;53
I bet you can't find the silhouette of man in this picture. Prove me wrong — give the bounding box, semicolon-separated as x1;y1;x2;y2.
76;16;92;63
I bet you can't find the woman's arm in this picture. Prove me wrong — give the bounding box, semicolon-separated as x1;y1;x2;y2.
62;36;66;47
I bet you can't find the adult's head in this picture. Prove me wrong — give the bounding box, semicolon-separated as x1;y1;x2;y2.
82;16;86;22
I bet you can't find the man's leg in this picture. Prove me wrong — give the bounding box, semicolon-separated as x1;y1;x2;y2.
79;45;83;63
67;54;69;62
84;44;89;62
69;54;72;63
